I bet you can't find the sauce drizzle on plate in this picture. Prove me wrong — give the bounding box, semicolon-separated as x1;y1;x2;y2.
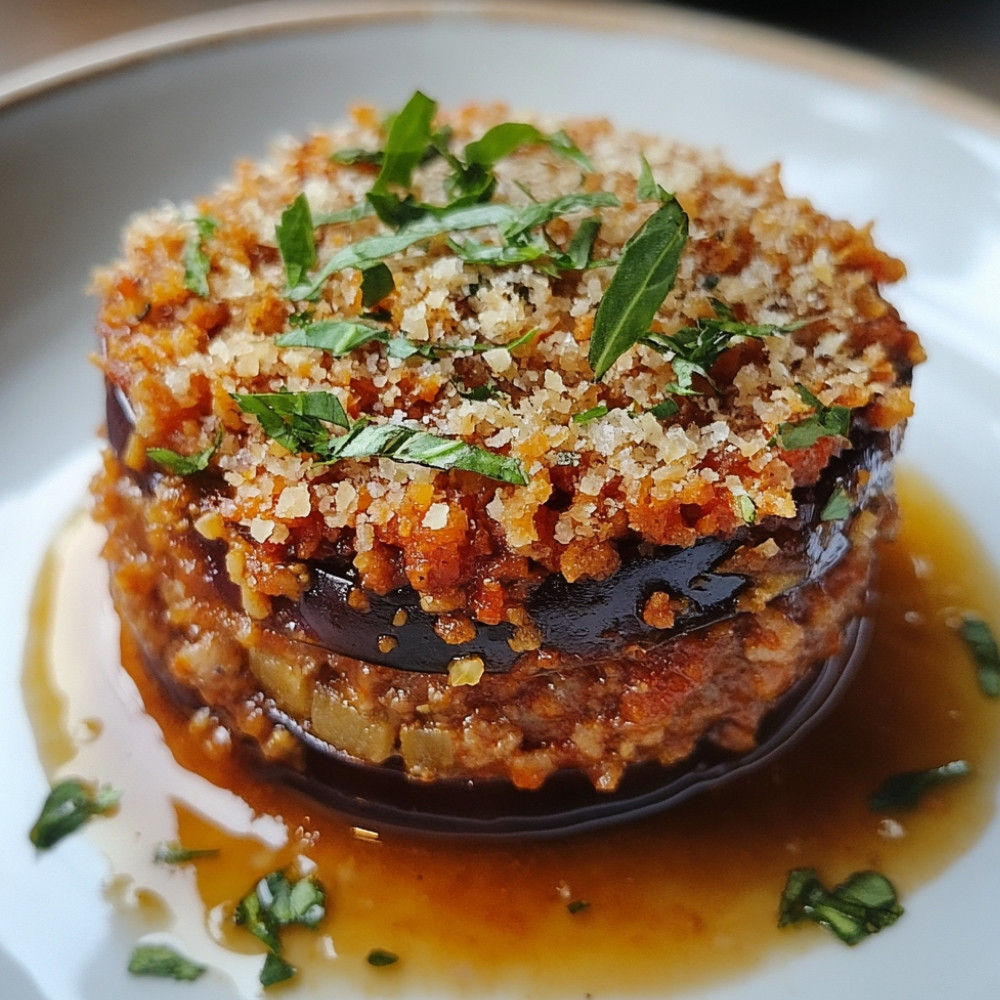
23;469;1000;998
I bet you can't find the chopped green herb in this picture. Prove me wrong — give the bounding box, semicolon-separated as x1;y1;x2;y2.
260;951;297;988
127;944;207;981
773;384;851;450
869;760;972;812
360;261;395;307
588;196;689;380
463;122;591;175
370;90;437;197
276;193;317;290
29;778;121;849
288;201;514;299
572;403;610;424
182;216;217;297
275;320;388;357
646;398;680;420
146;431;220;476
738;494;757;525
322;420;528;486
233;390;350;455
778;868;903;946
366;948;399;967
154;841;220;864
820;485;852;522
636;153;669;202
959;616;1000;697
642;299;802;396
567;899;591;914
330;147;384;166
313;200;376;226
234;870;326;987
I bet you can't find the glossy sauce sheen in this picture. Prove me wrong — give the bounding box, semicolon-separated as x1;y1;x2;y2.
23;470;1000;997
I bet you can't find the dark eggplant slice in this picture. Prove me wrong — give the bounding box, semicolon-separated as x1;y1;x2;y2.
256;614;872;837
107;377;892;675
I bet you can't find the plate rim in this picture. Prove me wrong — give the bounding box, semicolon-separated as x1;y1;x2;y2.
2;0;1000;139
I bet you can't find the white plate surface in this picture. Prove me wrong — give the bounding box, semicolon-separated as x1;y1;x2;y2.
3;2;1000;998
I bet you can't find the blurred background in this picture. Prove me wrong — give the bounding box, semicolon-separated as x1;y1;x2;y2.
0;0;998;108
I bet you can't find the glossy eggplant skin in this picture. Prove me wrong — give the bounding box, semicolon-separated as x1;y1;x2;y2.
106;381;891;676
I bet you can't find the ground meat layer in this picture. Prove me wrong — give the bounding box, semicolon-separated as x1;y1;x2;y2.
93;448;891;791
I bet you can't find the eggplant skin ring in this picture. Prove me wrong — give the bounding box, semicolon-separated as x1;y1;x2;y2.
91;94;923;831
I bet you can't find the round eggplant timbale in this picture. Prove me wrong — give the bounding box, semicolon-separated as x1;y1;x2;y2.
90;97;923;834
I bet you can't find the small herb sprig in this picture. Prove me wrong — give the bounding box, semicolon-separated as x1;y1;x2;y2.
869;760;972;812
778;868;903;946
29;778;121;849
234;869;326;989
233;390;527;485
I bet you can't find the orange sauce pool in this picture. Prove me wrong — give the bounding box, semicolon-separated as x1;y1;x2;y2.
22;469;1000;997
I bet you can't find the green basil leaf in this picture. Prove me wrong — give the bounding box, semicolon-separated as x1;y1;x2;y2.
314;200;376;226
330;147;383;166
646;398;680;420
322;420;528;485
642;300;802;396
30;778;121;849
233;390;350;454
276;320;388;356
820;485;852;522
361;261;395;307
773;384;851;450
366;948;399;967
260;951;297;988
588;197;689;380
778;867;903;946
499;191;619;243
182;216;217;297
572;403;610;424
370;90;437;196
869;759;972;812
234;871;326;954
276;193;317;290
636;153;669;202
288;202;517;299
127;944;207;981
146;431;220;476
959;616;1000;697
154;841;220;864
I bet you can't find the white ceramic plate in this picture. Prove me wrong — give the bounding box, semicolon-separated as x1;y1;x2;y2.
3;2;1000;998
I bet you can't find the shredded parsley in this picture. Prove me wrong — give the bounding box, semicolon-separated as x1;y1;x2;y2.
778;868;903;946
869;760;972;812
322;419;528;485
146;431;220;476
233;390;350;454
234;870;326;988
642;299;802;396
366;948;399;967
773;384;851;450
820;485;852;521
959;616;1000;697
29;778;121;849
572;403;610;424
127;944;207;981
182;215;217;297
154;841;220;864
